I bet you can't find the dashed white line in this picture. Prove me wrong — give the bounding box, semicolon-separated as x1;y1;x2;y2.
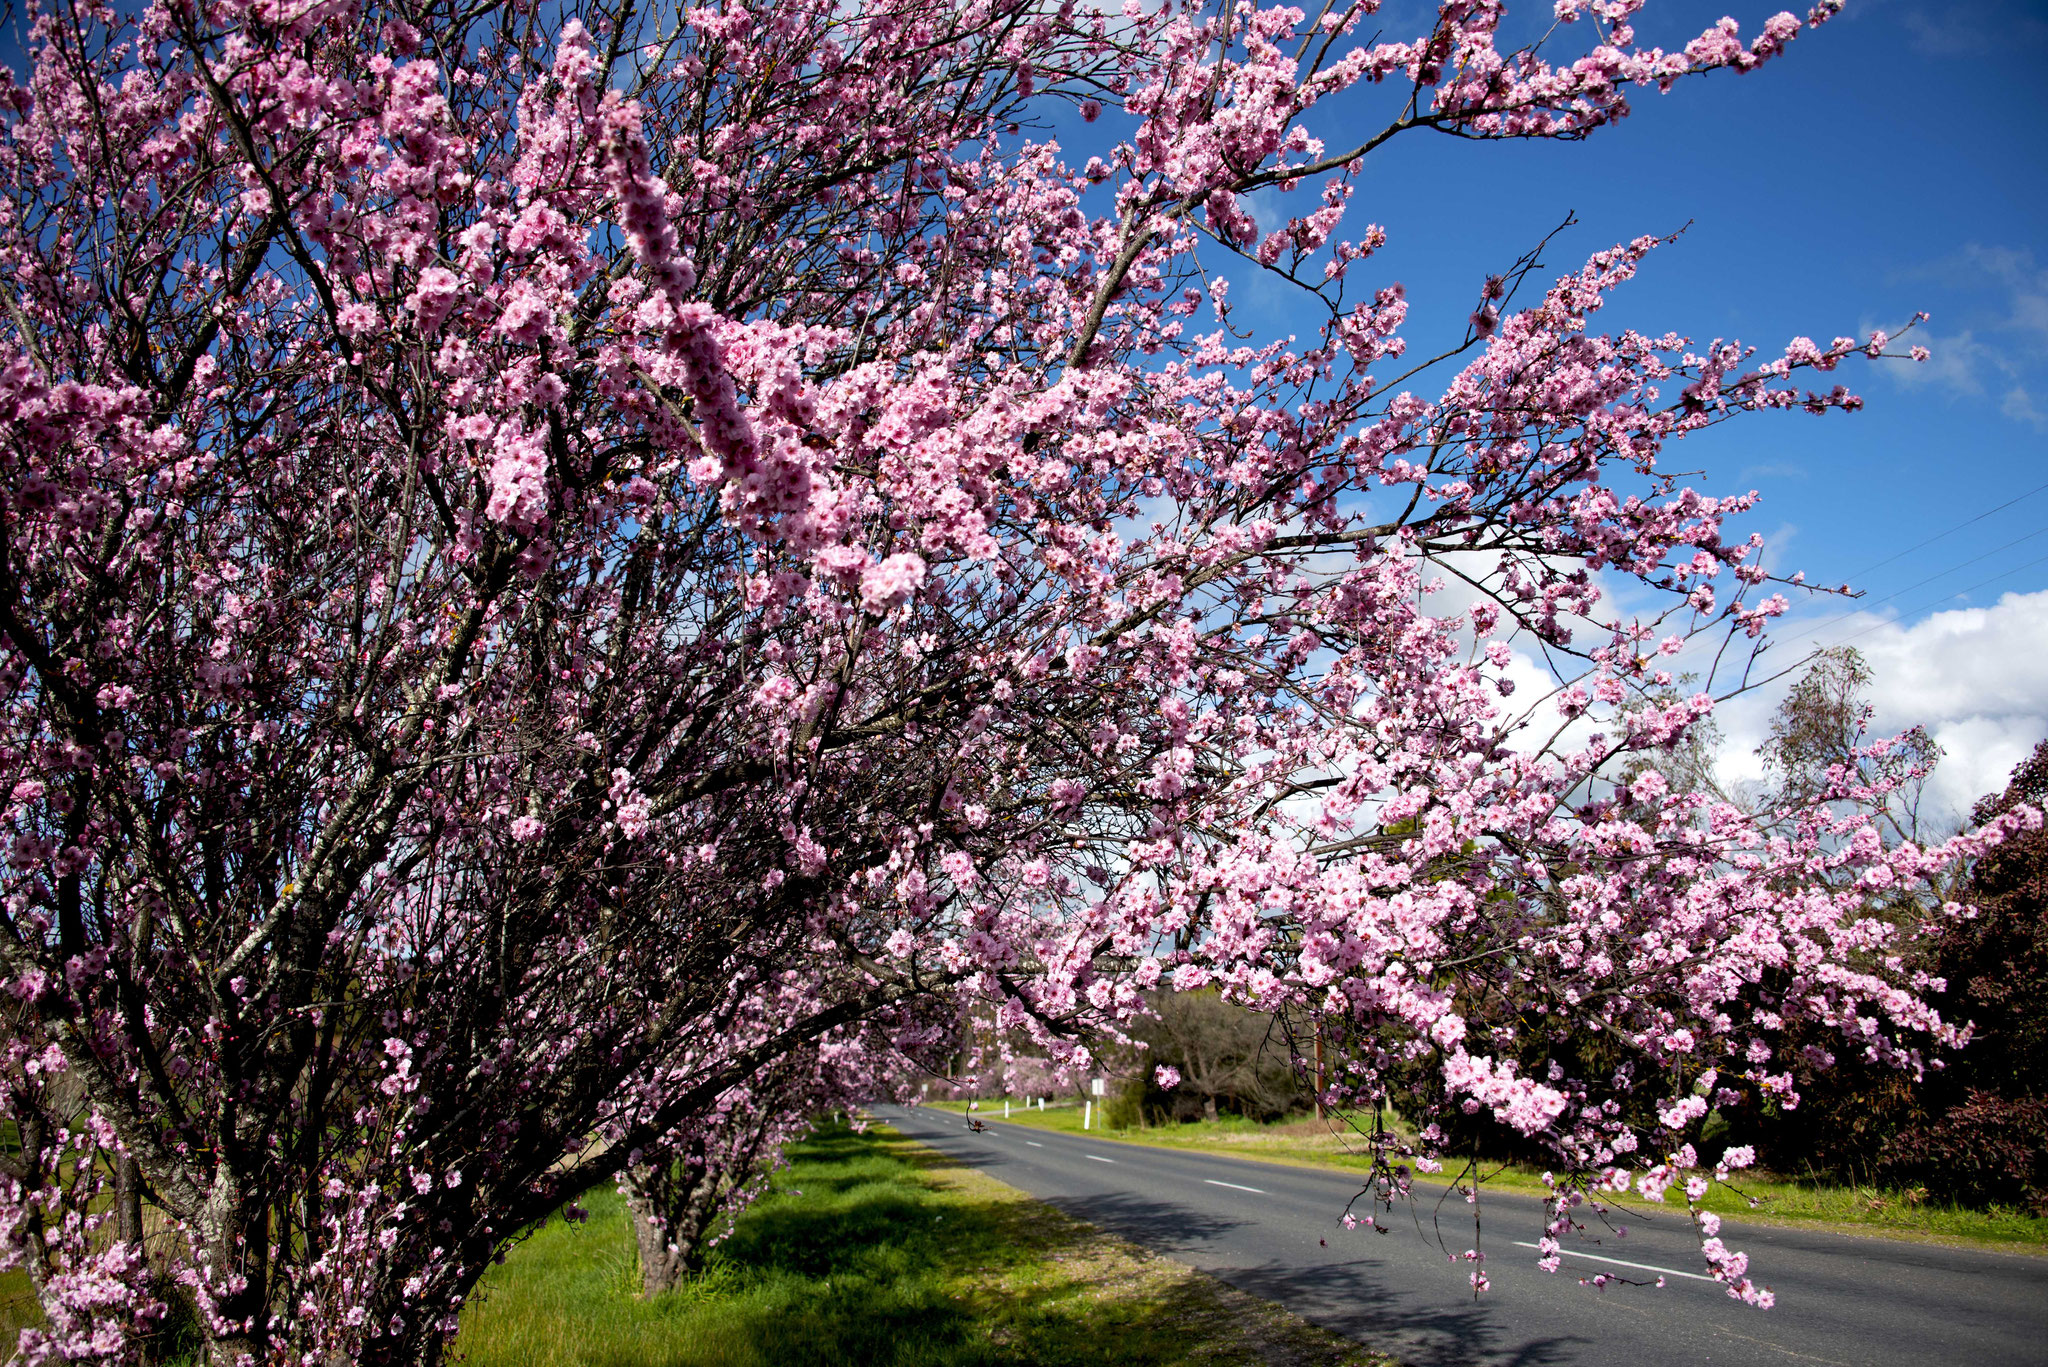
1511;1241;1716;1283
1085;1154;1116;1163
1203;1179;1266;1194
1025;1141;1044;1147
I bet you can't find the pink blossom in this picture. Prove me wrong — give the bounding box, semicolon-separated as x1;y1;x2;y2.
859;553;926;613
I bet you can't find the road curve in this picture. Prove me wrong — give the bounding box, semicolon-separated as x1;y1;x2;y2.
874;1105;2048;1367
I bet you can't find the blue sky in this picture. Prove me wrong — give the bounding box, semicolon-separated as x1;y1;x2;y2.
1196;0;2048;817
1224;0;2048;617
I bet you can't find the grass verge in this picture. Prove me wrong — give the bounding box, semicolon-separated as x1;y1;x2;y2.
928;1102;2048;1252
0;1269;36;1353
454;1121;1397;1367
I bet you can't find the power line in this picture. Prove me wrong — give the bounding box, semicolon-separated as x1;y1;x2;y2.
1835;475;2048;584
1822;549;2048;651
1779;523;2048;647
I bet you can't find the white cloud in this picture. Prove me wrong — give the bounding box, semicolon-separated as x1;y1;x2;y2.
1885;2;2048;57
1965;244;2048;344
1899;7;1991;56
2001;384;2046;429
1889;327;2002;397
1376;547;2040;823
1879;244;2048;429
1706;589;2048;826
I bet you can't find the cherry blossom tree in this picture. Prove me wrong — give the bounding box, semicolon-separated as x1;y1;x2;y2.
0;1010;175;1361
621;1068;816;1298
619;1014;919;1296
1;0;2038;1360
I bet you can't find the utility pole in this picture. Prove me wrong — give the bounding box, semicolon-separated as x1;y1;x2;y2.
1313;1022;1326;1121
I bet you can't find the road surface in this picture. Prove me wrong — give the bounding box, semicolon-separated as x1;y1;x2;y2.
875;1105;2048;1367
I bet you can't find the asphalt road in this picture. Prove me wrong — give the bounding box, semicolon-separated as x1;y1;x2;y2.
874;1104;2048;1367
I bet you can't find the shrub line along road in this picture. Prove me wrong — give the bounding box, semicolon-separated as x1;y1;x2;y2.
873;1105;2048;1367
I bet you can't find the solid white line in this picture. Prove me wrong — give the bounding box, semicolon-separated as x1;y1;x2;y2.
1512;1241;1717;1283
1085;1154;1116;1163
1203;1179;1266;1194
1025;1141;1044;1147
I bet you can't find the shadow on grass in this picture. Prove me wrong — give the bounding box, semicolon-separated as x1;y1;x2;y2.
458;1123;1395;1366
699;1129;1174;1365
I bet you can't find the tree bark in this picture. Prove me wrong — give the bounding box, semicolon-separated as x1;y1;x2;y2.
624;1162;726;1297
194;1169;271;1367
627;1186;689;1298
116;1151;146;1247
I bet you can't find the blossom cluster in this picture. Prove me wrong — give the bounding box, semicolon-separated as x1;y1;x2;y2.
0;0;2008;1361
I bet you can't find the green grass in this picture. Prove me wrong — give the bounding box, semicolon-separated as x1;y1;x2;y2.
0;1268;37;1352
453;1121;1394;1367
930;1102;2048;1252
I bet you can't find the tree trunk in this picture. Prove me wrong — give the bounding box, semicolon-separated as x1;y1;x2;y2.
336;1322;455;1367
8;1101;53;1297
194;1169;271;1367
624;1163;726;1297
1313;1024;1326;1121
206;1334;262;1367
116;1151;147;1246
628;1187;689;1298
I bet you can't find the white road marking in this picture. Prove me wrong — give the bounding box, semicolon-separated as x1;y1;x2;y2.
1025;1141;1044;1147
1512;1241;1717;1283
1203;1179;1266;1194
1085;1154;1116;1163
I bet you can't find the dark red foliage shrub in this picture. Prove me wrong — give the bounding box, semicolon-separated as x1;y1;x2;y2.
1881;1091;2048;1214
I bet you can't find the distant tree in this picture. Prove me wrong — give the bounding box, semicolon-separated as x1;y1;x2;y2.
1708;650;1945;1176
1131;990;1303;1123
1674;663;2043;1203
1882;741;2048;1211
1943;740;2048;1107
1757;647;1944;843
